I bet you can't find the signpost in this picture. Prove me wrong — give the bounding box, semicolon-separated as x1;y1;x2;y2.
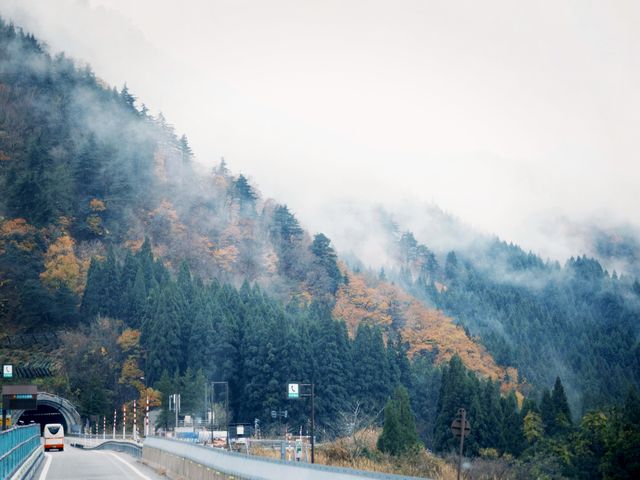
451;408;471;480
286;382;315;463
3;365;12;379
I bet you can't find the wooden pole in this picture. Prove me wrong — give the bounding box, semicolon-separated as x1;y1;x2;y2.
457;409;466;480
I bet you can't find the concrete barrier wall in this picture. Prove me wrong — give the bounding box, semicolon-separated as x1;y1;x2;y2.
143;437;429;480
143;446;232;480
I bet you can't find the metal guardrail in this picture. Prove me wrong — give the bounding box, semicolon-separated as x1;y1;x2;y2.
0;425;40;480
145;436;430;480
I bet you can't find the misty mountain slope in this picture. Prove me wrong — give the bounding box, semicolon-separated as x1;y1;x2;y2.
0;17;515;390
0;17;340;308
333;269;520;395
338;207;640;412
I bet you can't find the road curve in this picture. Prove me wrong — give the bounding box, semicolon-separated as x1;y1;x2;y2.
35;440;165;480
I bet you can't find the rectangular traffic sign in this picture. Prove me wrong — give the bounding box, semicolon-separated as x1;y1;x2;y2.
2;365;12;379
2;385;37;410
450;418;471;438
287;383;299;399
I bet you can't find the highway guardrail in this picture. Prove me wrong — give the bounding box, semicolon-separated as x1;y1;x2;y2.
0;425;41;480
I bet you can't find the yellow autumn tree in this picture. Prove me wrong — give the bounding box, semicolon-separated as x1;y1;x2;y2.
333;272;394;333
209;244;239;272
118;329;144;391
0;218;37;253
89;198;106;212
118;328;141;352
40;235;84;294
116;328;160;406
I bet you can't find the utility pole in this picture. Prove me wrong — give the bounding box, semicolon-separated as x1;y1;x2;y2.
169;394;180;433
225;384;229;450
211;381;229;449
457;408;465;480
310;383;315;464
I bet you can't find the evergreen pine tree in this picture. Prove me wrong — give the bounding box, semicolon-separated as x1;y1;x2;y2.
232;174;257;214
540;388;555;436
352;324;391;415
126;265;147;328
179;134;193;164
81;257;104;319
434;355;469;452
187;296;215;373
377;386;422;456
551;376;572;435
310;233;342;294
145;285;183;383
500;392;524;455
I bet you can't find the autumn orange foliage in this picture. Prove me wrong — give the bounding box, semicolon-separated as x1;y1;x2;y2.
334;271;520;393
117;328;141;352
0;218;37;253
1;218;36;237
89;198;106;212
209;244;239;272
333;273;394;332
39;235;85;294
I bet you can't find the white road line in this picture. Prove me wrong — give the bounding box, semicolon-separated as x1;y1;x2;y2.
38;453;52;480
96;451;153;480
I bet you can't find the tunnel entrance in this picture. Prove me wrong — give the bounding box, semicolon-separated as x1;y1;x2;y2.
12;392;82;434
17;404;67;435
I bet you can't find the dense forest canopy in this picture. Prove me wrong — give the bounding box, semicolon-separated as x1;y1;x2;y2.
381;229;640;414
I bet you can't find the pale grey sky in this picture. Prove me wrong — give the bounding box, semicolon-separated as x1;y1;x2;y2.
2;0;639;262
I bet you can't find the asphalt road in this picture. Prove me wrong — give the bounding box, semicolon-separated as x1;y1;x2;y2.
35;439;165;480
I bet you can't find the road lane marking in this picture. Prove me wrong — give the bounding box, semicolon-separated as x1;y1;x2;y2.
104;452;138;480
96;451;153;480
38;453;52;480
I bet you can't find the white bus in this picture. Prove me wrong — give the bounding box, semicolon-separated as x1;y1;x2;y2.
43;423;64;451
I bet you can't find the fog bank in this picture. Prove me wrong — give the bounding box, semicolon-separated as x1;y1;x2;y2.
2;0;639;267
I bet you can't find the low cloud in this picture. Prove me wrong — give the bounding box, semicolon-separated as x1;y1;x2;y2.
2;0;639;273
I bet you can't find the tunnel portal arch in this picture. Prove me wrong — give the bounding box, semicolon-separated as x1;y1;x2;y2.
12;392;81;434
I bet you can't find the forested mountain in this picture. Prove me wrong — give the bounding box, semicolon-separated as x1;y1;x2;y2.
345;211;640;415
1;18;639;478
0;16;507;384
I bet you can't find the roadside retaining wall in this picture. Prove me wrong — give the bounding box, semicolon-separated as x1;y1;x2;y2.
143;437;429;480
